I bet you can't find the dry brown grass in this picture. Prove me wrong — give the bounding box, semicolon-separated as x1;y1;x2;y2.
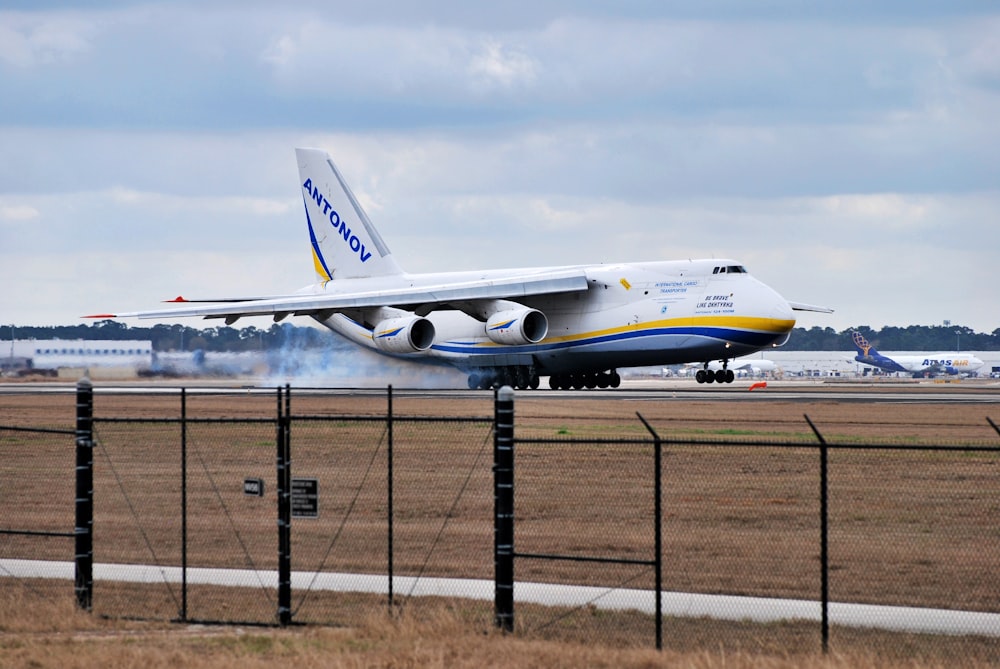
1;589;999;669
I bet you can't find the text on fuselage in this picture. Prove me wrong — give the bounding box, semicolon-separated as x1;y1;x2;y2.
697;294;734;309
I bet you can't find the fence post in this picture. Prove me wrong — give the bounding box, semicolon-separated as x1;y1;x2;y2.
494;385;515;632
277;385;292;625
805;414;829;654
637;412;663;651
74;375;94;611
387;385;395;610
180;388;188;622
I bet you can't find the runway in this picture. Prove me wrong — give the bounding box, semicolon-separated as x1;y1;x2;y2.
2;559;998;637
3;377;1000;404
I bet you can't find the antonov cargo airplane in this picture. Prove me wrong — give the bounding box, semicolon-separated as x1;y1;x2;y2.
89;148;831;390
851;331;983;378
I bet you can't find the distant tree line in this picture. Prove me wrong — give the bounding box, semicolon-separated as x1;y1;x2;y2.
784;325;999;351
3;321;999;352
2;321;331;352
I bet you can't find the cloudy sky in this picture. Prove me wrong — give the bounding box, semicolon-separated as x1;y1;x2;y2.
2;1;998;335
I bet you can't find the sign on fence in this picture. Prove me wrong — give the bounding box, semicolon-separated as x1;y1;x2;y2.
243;478;265;497
292;477;318;518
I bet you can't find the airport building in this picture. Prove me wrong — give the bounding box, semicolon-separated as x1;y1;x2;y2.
2;339;153;379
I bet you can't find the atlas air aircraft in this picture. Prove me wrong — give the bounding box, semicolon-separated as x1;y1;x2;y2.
89;148;832;390
851;331;984;378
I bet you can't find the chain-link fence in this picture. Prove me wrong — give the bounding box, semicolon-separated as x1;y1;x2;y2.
0;390;78;607
2;383;998;656
502;397;1000;651
80;386;496;627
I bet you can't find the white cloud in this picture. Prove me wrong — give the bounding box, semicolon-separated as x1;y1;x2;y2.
0;202;39;221
0;13;96;68
106;187;292;218
817;194;930;229
467;39;537;91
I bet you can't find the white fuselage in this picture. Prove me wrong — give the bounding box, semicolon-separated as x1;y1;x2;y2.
310;259;796;375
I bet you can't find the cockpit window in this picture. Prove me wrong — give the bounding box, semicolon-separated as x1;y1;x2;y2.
712;265;748;274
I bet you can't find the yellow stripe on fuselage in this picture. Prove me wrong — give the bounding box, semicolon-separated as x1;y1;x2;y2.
547;315;793;344
463;315;795;349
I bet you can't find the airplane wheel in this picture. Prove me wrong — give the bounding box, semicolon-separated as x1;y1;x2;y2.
610;371;621;388
695;370;706;384
480;370;499;389
597;374;610;389
514;366;529;390
705;370;715;383
467;374;480;390
725;369;735;383
585;374;597;389
571;374;585;390
549;375;560;390
529;373;540;390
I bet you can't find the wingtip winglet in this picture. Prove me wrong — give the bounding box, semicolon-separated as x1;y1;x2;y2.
165;296;189;303
83;313;118;319
788;301;834;314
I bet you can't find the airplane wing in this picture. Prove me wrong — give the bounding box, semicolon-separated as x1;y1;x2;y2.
788;301;834;313
90;270;590;322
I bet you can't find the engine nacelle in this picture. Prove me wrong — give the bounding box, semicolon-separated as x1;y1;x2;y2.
485;308;548;345
372;316;436;353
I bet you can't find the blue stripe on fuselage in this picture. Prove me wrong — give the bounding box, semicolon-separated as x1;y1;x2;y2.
430;324;783;356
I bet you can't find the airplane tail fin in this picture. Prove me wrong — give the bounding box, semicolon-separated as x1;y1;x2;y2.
296;148;403;281
851;330;877;357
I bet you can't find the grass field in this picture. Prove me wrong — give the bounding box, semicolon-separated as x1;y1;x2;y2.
2;383;1000;666
2;587;1000;668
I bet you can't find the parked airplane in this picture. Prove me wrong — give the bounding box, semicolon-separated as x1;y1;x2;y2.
88;148;831;390
851;331;984;378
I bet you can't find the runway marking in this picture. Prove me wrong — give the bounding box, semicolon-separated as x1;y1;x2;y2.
3;559;998;638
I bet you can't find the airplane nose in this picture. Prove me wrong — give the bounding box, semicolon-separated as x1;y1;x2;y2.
754;284;796;346
775;297;795;325
762;285;795;325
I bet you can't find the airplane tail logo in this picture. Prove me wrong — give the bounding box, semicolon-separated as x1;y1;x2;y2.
296;148;403;281
851;330;874;357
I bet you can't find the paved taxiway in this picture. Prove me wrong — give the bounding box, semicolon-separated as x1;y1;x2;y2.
3;559;998;637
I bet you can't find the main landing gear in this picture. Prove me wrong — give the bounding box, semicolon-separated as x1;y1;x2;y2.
467;365;540;390
465;367;622;391
695;362;735;384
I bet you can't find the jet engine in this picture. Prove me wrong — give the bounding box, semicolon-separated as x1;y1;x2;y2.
485;307;548;345
372;316;436;353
